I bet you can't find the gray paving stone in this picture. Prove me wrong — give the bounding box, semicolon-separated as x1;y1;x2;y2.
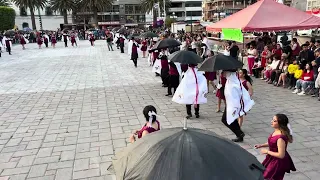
55;168;73;180
73;169;100;179
74;158;89;171
28;164;47;178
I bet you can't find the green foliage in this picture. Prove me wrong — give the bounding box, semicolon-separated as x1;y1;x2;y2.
0;6;16;31
140;0;171;14
79;0;112;11
50;0;76;11
165;16;175;28
11;0;47;9
0;0;10;6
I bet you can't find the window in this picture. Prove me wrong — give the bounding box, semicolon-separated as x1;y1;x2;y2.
307;0;320;11
134;6;142;14
20;7;27;16
113;15;120;21
113;5;119;12
171;2;183;8
138;15;145;23
22;22;29;28
45;7;53;16
125;5;134;14
185;2;201;7
186;11;202;16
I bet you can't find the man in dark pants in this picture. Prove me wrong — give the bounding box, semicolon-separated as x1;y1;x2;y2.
4;36;12;55
186;105;200;119
63;33;68;47
221;71;254;142
221;108;245;142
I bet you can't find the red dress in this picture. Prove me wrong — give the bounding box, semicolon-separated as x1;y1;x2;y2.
141;40;147;51
37;37;43;45
137;120;160;138
71;36;76;43
216;75;227;100
51;37;57;44
20;36;26;45
262;135;296;180
261;50;269;68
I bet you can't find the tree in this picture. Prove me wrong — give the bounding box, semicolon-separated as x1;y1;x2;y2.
11;0;47;30
50;0;75;24
79;0;112;27
140;0;171;26
165;16;175;28
0;0;10;6
0;6;16;31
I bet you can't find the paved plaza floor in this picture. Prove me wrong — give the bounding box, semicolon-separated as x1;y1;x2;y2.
0;40;319;180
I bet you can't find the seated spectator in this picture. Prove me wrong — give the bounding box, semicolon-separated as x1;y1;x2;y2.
292;63;314;96
252;58;262;78
266;55;281;84
287;59;299;89
299;44;315;67
129;105;160;143
276;60;289;87
269;53;287;85
261;58;272;80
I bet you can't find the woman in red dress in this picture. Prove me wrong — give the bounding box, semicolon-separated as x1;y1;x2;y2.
141;38;147;58
71;33;77;47
51;33;57;49
37;35;43;49
89;34;95;46
129;105;160;143
19;34;26;50
216;71;226;113
261;46;271;69
255;114;296;180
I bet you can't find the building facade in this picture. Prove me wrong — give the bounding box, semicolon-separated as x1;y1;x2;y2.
75;0;146;28
167;0;202;22
11;3;72;30
202;0;257;22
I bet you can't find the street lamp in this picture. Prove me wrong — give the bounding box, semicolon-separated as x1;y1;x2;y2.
171;12;176;33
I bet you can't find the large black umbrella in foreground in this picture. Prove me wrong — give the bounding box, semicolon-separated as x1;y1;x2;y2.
110;128;264;180
169;50;203;64
151;38;181;51
198;54;243;72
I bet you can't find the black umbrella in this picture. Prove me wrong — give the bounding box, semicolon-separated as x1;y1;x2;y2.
141;32;159;38
117;27;127;34
110;128;264;180
169;50;203;64
151;38;181;50
127;33;141;39
198;54;243;72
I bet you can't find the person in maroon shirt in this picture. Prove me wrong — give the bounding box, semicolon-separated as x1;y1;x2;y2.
292;63;314;96
166;61;180;96
119;36;125;53
272;44;283;58
159;49;169;87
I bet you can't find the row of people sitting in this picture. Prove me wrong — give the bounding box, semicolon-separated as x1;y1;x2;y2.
252;48;320;101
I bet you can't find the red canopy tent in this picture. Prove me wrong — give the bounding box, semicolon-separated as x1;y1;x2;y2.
206;0;320;32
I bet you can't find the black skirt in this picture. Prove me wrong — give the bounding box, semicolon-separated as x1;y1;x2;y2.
169;75;180;88
131;52;138;60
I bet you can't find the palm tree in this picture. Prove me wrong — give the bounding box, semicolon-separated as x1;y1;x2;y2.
79;0;112;27
11;0;47;30
50;0;76;24
140;0;171;26
0;0;10;6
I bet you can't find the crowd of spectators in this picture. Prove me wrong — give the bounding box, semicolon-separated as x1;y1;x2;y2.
246;36;320;101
